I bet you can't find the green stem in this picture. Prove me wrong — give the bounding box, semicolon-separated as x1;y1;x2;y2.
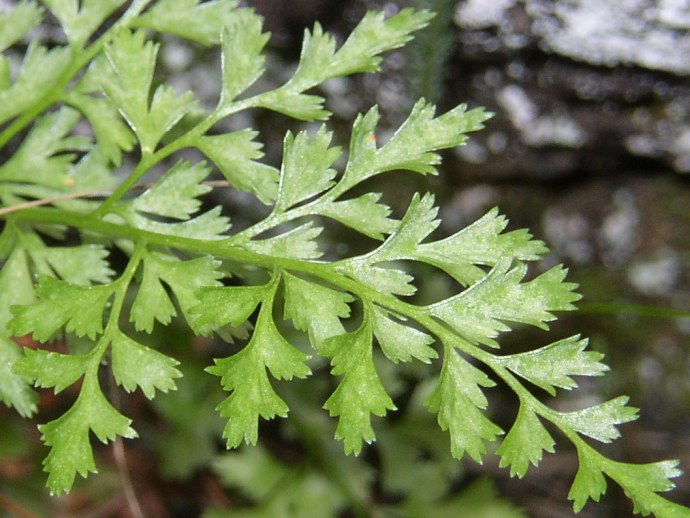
7;206;490;361
86;240;146;368
91;154;156;217
229;201;322;243
103;240;146;337
92;96;263;216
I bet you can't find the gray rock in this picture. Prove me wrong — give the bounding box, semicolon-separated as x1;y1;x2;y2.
449;0;690;177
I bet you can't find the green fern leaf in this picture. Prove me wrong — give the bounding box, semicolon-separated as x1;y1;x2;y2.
604;459;683;516
425;349;503;462
319;193;398;240
0;247;36;329
0;226;112;290
218;8;269;105
210;357;287;448
0;2;686;512
275;126;341;213
63;93;135;166
323;322;396;455
568;447;608;512
367;193;439;261
123;206;231;240
415;208;548;285
372;306;437;364
208;292;310;447
337;263;416;297
42;0;126;45
0;108;91;189
373;101;491;175
558;396;639;443
245;222;323;259
282;273;353;353
341;103;491;190
9;277;114;341
0;336;38;417
496;405;555;478
110;331;181;399
102;30;197;153
290;9;434;91
500;335;609;395
35;245;114;286
0;43;70;125
133;0;242;46
115;162;232;237
132;160;213;220
130;257;177;333
0;1;43;52
39;375;137;495
256;90;329;121
429;260;581;347
130;252;223;332
13;348;88;393
254;9;433;121
61;151;119;200
195;130;279;204
192;285;266;334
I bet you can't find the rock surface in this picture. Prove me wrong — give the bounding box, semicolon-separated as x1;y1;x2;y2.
447;0;690;178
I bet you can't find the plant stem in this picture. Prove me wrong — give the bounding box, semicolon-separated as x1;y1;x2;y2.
101;243;147;518
0;494;40;518
109;380;146;518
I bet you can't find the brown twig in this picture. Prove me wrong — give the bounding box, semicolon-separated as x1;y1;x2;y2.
0;180;232;217
77;493;127;518
112;436;145;518
108;377;145;518
0;191;112;216
0;493;41;518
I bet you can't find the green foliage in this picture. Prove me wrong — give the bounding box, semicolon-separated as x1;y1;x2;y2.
38;373;137;494
0;335;37;417
0;1;687;515
101;29;197;154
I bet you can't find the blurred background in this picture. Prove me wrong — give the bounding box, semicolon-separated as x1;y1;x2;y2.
1;0;689;516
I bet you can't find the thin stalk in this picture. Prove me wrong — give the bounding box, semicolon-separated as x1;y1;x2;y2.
109;382;146;518
6;206;491;362
0;190;113;216
0;494;40;518
101;242;147;518
91;155;155;217
0;180;232;216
